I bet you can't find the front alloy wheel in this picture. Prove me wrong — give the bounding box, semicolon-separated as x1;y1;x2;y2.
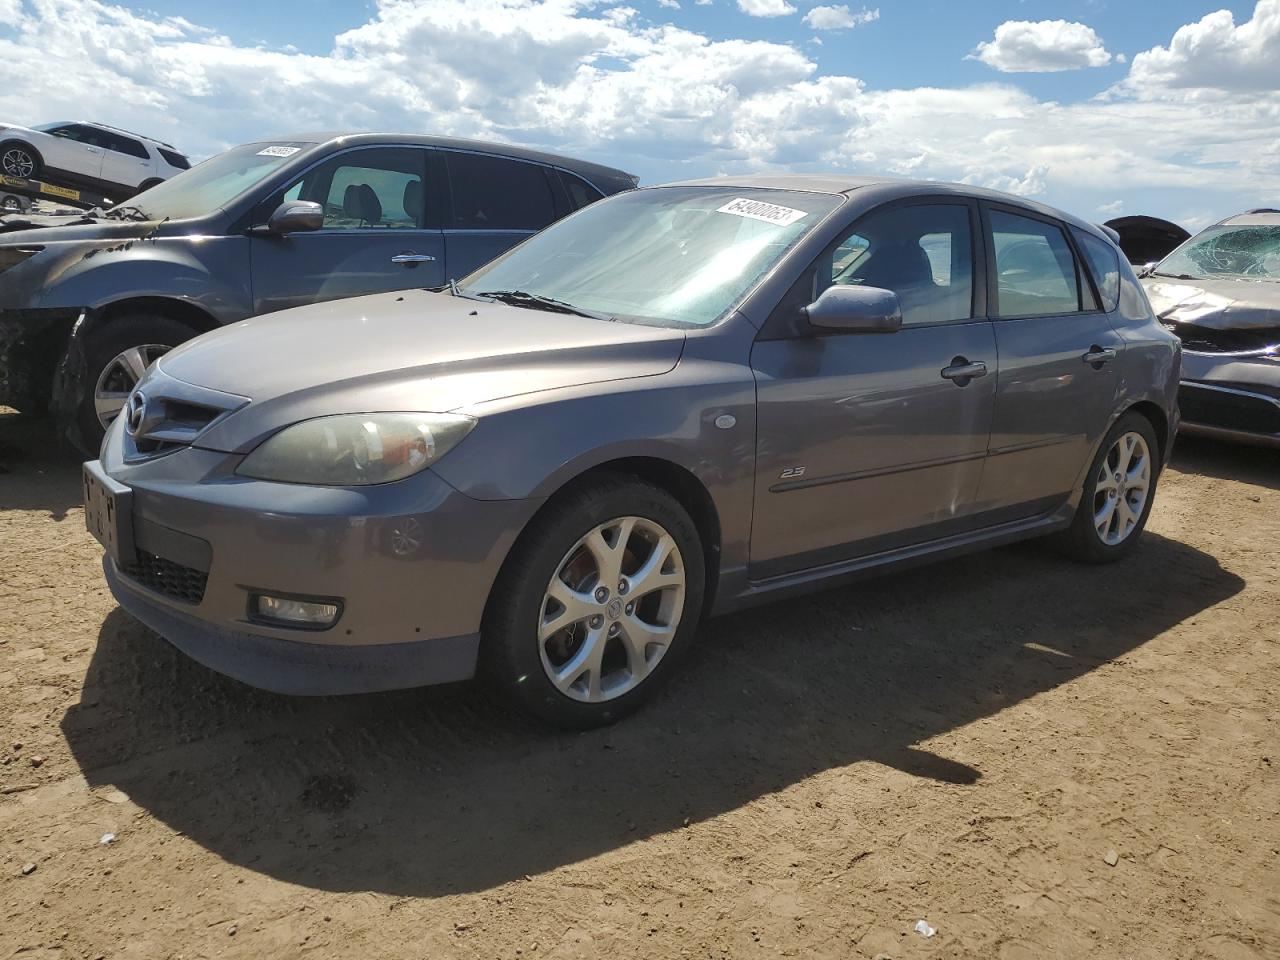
1;146;35;179
1092;431;1151;546
94;344;171;429
539;516;686;703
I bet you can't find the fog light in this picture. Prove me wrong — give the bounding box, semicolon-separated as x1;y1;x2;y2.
253;594;340;628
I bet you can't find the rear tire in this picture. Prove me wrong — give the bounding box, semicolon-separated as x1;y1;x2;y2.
73;314;200;453
134;178;163;196
0;141;40;181
482;474;705;729
1057;411;1161;563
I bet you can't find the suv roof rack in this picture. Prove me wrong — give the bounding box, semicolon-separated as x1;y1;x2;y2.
82;121;181;154
1244;207;1280;215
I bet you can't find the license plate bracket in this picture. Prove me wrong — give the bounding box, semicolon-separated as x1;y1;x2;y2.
83;461;135;567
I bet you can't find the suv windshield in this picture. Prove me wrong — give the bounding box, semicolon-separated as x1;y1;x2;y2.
1156;224;1280;282
122;142;315;221
459;186;842;327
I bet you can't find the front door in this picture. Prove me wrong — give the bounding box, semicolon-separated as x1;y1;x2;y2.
250;146;445;315
750;200;997;579
973;205;1125;517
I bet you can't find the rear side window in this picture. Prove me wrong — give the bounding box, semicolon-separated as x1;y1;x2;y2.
98;132;148;159
991;210;1081;317
561;172;603;211
447;153;556;230
158;148;190;170
1073;228;1121;312
822;203;974;326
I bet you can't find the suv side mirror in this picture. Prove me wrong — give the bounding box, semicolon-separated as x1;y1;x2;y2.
264;200;323;236
804;284;903;334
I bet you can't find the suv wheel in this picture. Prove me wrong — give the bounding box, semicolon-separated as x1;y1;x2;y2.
1058;411;1161;563
74;314;200;452
1;143;39;180
0;194;25;213
483;474;705;729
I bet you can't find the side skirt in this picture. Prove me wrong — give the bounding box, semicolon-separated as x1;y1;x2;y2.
710;504;1075;617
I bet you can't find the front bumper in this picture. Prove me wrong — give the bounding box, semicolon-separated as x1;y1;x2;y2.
1178;351;1280;448
92;427;541;694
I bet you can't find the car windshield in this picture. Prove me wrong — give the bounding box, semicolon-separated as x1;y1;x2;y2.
458;186;842;327
120;141;316;221
1155;224;1280;282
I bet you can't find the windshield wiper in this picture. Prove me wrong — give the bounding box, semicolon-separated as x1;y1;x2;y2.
471;289;612;321
1150;271;1199;280
103;205;152;222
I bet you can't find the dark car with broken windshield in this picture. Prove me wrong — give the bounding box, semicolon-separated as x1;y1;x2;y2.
0;132;636;449
1142;209;1280;448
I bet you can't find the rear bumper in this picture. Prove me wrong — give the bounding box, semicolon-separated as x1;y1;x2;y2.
106;558;482;695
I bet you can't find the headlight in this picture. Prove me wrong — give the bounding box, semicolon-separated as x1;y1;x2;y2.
237;412;476;486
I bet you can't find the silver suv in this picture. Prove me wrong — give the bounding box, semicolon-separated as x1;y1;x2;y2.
0;121;190;200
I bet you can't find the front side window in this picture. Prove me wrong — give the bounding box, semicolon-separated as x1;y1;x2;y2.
822;203;973;326
447;153;556;230
1074;228;1121;312
991;210;1081;317
1155;224;1280;282
282;148;425;230
52;124;104;147
459;186;841;328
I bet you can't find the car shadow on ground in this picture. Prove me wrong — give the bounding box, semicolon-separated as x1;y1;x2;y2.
1171;434;1280;491
62;529;1241;898
0;412;84;519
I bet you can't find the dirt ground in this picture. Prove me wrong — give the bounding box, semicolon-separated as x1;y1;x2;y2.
1;408;1276;960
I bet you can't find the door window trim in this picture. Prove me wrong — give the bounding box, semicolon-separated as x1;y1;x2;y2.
980;200;1104;320
759;195;987;340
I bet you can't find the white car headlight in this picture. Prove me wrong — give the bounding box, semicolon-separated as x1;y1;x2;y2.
237;412;476;486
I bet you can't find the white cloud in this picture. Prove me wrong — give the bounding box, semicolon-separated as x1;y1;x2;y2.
1098;200;1124;215
803;5;877;31
1125;0;1280;93
657;0;680;8
0;0;24;27
0;0;1277;224
970;19;1112;72
736;0;795;18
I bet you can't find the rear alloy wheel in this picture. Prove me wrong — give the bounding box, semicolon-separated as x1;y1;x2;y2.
1058;411;1161;563
484;475;705;729
0;194;24;212
1;144;37;180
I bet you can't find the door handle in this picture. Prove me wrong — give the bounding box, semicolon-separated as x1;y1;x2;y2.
940;358;988;385
391;253;436;264
1082;346;1117;366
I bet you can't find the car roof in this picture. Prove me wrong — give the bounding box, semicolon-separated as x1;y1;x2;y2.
1218;209;1280;227
76;121;180;153
658;173;1110;239
257;131;638;188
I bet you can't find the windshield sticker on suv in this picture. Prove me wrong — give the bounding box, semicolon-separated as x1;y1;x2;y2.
716;197;807;227
257;145;302;158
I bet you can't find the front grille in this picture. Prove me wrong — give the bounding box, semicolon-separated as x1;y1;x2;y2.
1166;322;1280;355
122;551;208;604
1179;383;1280;436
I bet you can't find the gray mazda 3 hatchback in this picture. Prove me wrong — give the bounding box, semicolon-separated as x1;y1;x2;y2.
85;175;1180;728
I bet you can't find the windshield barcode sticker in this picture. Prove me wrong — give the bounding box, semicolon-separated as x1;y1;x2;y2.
257;145;302;157
716;197;807;226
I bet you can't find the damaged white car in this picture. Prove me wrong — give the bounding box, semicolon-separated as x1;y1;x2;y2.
1142;209;1280;448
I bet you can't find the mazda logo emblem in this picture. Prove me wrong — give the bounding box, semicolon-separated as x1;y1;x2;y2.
125;391;147;436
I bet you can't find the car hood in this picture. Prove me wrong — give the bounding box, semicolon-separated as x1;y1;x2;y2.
0;214;167;241
1143;276;1280;331
158;288;686;454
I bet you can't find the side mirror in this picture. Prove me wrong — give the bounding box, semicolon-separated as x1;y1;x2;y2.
803;284;903;334
1137;261;1158;278
264;200;323;236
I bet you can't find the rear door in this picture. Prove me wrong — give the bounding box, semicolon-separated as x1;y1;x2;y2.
749;198;997;578
441;151;565;279
973;204;1125;516
250;146;445;315
96;131;154;192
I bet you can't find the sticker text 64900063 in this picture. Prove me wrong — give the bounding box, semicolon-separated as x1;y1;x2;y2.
716;197;807;227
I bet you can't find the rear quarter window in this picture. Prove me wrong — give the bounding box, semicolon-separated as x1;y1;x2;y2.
158;148;190;170
1072;228;1121;312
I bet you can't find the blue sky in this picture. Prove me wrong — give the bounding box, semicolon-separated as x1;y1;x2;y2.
2;0;1277;229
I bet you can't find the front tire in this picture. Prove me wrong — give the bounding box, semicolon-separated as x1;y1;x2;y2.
1;142;39;181
1058;411;1161;563
73;314;199;452
482;474;705;729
